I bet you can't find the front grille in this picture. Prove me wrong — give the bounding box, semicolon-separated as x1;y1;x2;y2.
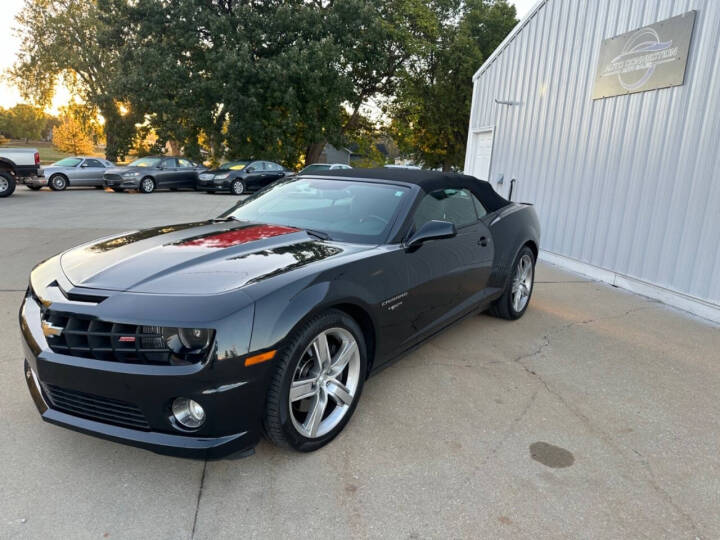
44;311;174;365
44;384;150;430
104;173;122;182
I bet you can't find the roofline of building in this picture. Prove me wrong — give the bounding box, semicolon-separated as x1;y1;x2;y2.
472;0;549;81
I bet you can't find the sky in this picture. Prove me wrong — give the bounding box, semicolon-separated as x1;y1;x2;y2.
0;0;536;112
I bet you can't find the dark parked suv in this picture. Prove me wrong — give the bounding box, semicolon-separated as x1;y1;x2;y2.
104;156;206;193
196;160;293;194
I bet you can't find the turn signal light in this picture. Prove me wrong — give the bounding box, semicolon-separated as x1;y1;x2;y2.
245;350;276;367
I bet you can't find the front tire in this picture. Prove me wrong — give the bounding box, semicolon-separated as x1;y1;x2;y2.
139;177;155;193
49;174;68;191
264;309;367;452
0;172;16;198
231;179;244;195
489;246;535;320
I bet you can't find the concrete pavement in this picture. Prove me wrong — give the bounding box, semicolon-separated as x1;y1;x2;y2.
1;188;718;539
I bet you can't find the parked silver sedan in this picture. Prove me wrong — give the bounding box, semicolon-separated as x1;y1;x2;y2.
27;156;116;191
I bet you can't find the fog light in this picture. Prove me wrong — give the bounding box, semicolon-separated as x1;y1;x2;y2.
172;397;206;429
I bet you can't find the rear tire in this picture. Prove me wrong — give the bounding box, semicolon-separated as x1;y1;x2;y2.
0;172;16;198
263;309;367;452
489;246;535;320
49;174;68;191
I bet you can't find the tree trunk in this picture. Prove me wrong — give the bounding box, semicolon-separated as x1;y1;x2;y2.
101;104;121;162
305;141;325;165
442;162;452;172
166;140;181;156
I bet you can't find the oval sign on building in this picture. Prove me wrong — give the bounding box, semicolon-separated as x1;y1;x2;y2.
592;10;696;100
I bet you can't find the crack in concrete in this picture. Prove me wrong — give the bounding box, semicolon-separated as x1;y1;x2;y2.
190;459;208;540
511;306;703;537
479;388;540;467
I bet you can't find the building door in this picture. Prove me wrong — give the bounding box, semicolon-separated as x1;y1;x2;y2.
469;127;494;181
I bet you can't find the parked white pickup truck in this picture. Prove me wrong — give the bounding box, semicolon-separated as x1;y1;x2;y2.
0;148;45;197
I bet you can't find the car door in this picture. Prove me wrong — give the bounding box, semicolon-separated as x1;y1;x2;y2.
395;188;495;347
157;157;179;189
72;159;96;186
244;161;264;190
263;162;284;186
176;158;197;188
81;158;107;185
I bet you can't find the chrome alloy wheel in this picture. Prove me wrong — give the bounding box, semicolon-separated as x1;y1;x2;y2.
50;175;67;190
511;253;534;312
289;327;361;438
0;177;8;193
141;177;155;193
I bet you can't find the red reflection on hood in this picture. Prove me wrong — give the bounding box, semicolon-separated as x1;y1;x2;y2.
180;225;300;248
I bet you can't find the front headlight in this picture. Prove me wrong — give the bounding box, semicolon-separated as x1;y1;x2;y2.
213;173;230;180
162;327;213;357
122;172;139;178
137;326;214;364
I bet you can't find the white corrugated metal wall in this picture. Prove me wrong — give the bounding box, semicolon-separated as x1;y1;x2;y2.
465;0;720;321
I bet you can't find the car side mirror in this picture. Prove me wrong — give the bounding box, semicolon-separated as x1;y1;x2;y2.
246;167;255;173
405;220;456;249
80;163;88;168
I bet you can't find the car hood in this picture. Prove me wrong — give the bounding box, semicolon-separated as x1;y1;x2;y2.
59;220;364;295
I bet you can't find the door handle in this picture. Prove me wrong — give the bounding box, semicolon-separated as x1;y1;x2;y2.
478;236;488;247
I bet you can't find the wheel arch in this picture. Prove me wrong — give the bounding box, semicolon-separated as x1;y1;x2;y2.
251;282;378;379
523;239;538;261
0;158;17;174
327;302;377;378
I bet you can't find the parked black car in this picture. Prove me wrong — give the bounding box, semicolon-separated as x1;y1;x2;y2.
21;169;539;457
104;156;206;193
196;160;294;194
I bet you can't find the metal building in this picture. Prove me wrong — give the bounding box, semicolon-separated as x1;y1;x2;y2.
465;0;720;323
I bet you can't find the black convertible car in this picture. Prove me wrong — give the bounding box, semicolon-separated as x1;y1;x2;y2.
20;169;540;457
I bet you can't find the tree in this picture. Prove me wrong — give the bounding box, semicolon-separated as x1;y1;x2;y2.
4;104;47;142
389;0;516;171
53;114;94;154
100;0;438;166
11;0;139;160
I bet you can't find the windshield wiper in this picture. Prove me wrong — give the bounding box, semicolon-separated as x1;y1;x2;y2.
211;216;239;222
304;229;331;241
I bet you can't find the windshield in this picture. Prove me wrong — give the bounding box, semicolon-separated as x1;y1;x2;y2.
53;158;82;167
128;157;162;168
299;164;332;174
218;160;250;171
222;178;410;244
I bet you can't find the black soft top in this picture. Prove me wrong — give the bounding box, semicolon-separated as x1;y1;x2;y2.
316;167;510;213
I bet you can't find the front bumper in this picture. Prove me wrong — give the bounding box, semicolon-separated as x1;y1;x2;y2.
197;179;231;191
104;176;140;189
19;281;268;458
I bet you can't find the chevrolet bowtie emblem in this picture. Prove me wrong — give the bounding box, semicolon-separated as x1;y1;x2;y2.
41;321;64;337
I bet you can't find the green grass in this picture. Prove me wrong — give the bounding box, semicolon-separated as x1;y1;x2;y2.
2;140;106;165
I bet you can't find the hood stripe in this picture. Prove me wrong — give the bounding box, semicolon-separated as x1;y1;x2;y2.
179;225;299;248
